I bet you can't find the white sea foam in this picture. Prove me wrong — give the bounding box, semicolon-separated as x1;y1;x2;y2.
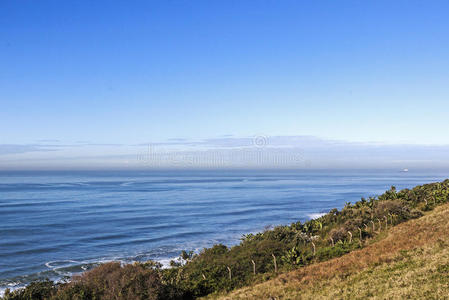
0;284;22;298
158;257;178;269
45;260;79;269
307;212;326;219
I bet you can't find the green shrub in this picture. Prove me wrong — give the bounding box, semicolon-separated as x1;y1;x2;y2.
316;241;356;261
3;280;56;300
53;262;182;300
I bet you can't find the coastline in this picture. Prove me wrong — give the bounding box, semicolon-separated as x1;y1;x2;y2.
2;174;449;299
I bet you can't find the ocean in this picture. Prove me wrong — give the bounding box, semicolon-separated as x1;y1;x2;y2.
1;169;447;294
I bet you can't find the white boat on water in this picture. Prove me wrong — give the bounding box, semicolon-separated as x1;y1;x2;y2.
402;168;409;172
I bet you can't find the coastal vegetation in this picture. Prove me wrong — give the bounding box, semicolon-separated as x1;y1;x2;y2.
3;179;449;300
211;198;449;299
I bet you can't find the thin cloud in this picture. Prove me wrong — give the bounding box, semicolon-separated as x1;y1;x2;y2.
0;144;57;155
36;139;61;143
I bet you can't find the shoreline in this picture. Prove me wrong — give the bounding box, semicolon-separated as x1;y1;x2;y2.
0;209;330;296
3;178;448;299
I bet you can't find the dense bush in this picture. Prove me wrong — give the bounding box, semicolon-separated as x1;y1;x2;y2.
3;179;449;300
3;263;181;300
55;262;181;300
2;280;56;300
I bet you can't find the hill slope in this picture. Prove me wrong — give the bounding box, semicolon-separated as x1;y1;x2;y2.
208;203;449;299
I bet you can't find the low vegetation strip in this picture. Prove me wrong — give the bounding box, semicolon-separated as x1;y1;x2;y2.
3;180;449;300
210;202;449;299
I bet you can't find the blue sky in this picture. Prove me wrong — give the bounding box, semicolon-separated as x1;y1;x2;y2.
1;1;449;169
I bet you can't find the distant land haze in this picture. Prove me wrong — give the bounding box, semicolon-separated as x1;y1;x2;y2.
1;135;449;170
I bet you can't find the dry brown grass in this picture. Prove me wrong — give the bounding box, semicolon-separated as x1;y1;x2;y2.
299;240;449;299
206;203;449;300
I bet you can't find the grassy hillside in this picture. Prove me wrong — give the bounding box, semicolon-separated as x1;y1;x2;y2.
207;203;449;299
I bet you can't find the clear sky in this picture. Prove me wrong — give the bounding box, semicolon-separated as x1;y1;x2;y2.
1;1;449;169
